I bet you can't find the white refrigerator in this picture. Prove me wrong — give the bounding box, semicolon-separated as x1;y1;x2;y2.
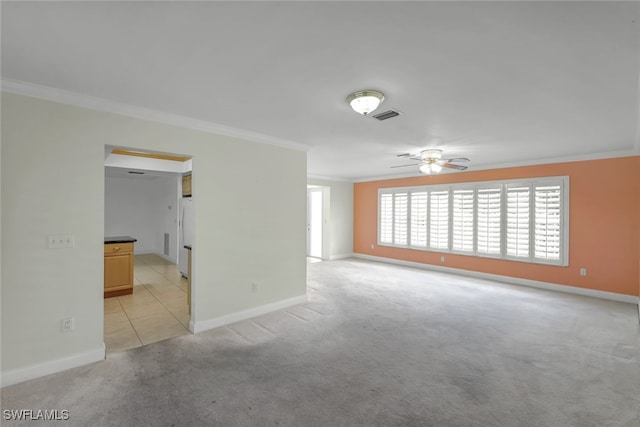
178;197;194;278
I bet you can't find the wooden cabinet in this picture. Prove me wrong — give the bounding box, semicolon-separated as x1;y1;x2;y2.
182;174;192;197
104;242;134;298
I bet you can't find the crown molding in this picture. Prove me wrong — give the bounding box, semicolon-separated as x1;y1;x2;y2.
635;66;640;152
1;78;310;153
467;150;640;173
354;150;640;183
307;174;354;183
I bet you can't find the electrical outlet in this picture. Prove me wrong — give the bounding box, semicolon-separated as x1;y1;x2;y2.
440;256;445;262
48;234;75;249
251;282;258;293
370;244;374;249
62;317;74;333
579;268;587;276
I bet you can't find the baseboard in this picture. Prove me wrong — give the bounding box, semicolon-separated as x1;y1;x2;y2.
190;294;308;334
330;253;354;260
0;344;105;388
155;252;177;264
134;249;153;255
353;253;638;305
134;250;177;264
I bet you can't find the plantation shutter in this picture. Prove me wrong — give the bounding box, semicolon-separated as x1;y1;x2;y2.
377;177;566;266
452;189;474;252
429;190;449;249
534;184;561;260
393;193;408;245
379;193;393;244
477;188;502;255
507;186;530;257
410;192;428;247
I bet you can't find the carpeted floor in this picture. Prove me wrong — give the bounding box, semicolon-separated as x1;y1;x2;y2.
2;258;639;426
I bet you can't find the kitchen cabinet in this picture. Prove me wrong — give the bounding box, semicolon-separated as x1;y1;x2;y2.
104;237;136;298
182;174;192;197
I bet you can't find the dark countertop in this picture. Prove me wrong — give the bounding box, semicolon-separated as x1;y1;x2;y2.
184;245;192;250
105;236;138;244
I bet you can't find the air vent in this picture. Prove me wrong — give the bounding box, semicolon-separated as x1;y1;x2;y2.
372;109;402;121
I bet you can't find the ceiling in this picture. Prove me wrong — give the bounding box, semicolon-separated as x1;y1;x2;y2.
2;1;639;181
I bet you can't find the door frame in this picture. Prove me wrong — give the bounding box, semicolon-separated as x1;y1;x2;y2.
307;185;330;260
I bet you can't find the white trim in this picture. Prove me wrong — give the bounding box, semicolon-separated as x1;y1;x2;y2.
1;79;309;153
307;174;354;183
355;152;640;183
356;170;459;183
0;345;105;388
634;53;640;151
133;249;154;255
132;250;176;264
190;294;308;334
133;250;176;264
330;253;354;260
154;252;177;264
353;253;638;305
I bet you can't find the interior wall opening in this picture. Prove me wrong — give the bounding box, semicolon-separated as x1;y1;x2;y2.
103;145;195;354
307;185;330;261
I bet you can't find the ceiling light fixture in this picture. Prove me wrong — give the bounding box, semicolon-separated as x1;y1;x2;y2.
419;150;443;174
346;90;385;116
419;163;442;175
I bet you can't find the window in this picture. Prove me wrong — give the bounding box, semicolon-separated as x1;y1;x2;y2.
429;191;449;249
476;188;501;255
410;192;428;247
379;193;393;244
378;177;568;266
506;185;530;258
393;193;408;246
452;189;474;252
534;184;562;261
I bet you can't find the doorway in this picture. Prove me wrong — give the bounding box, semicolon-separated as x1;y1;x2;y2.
307;185;330;261
103;146;194;353
307;187;323;259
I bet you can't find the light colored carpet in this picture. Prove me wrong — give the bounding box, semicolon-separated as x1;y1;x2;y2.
2;258;639;426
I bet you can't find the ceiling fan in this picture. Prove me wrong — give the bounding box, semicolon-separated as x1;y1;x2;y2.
392;149;470;174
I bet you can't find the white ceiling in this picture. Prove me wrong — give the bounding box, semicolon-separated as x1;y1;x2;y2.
2;1;639;181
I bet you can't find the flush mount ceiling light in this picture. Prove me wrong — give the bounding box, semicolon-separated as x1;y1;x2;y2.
346;90;385;116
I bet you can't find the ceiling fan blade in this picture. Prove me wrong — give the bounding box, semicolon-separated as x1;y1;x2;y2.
442;157;470;163
391;163;420;169
396;153;412;158
441;163;468;170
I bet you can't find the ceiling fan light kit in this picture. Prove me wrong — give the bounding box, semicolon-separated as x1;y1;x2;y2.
419;163;442;175
421;149;443;160
394;148;470;175
347;90;384;116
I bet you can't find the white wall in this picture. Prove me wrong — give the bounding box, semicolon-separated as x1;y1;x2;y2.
1;93;307;384
307;178;354;259
105;173;179;261
152;176;181;262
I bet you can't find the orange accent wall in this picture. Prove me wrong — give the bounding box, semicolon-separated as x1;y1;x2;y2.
354;156;640;297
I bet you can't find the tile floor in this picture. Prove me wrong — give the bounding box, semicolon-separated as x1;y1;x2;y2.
104;254;191;354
